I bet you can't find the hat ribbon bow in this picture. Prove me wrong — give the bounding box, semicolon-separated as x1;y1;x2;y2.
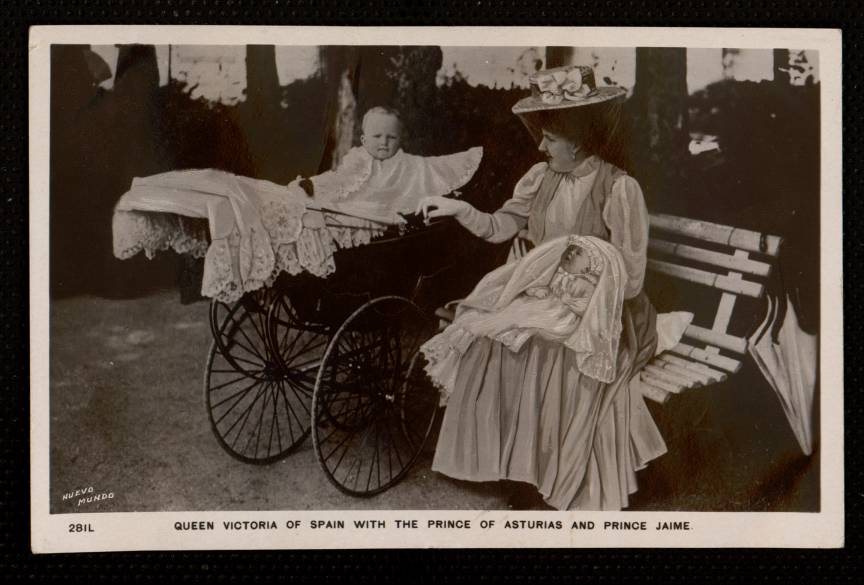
536;69;597;105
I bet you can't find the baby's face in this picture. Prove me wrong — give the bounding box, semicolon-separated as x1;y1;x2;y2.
560;245;592;274
361;113;402;160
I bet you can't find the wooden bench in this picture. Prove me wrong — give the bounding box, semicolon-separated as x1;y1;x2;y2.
435;213;782;403
635;213;781;403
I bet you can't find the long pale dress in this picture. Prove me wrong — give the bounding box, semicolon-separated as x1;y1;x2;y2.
432;155;667;511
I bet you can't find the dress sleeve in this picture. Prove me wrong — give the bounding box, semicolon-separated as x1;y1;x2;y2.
454;162;547;244
602;175;649;299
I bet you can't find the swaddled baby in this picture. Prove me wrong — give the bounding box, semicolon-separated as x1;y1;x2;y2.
524;241;602;316
421;235;628;400
292;107;483;224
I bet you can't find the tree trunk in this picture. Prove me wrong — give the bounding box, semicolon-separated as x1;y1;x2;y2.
102;45;176;296
773;49;791;86
545;47;573;68
245;45;281;113
318;46;359;171
241;45;283;181
627;47;690;207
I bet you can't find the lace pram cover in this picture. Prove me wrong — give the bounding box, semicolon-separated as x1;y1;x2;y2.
113;147;482;304
113;170;394;303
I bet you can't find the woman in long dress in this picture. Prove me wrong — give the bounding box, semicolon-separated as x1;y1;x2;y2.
417;65;666;510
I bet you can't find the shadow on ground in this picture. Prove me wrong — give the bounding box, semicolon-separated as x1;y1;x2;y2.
49;291;818;514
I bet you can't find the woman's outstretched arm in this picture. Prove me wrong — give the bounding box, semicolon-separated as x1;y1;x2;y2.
417;162;547;244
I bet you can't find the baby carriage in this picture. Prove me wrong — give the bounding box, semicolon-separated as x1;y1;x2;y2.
112;149;484;497
202;215;461;496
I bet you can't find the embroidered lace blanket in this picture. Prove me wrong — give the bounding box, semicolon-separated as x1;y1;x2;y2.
112;169;387;303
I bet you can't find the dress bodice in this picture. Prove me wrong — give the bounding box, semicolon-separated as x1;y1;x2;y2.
454;155;649;299
526;155;617;245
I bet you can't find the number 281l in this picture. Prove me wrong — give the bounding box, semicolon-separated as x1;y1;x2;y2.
68;523;94;533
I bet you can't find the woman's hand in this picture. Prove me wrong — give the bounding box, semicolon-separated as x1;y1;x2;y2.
416;195;468;220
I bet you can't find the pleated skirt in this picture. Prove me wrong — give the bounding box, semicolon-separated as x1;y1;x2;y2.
432;295;667;511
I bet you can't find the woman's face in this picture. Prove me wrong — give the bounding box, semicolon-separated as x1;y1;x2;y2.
538;129;581;171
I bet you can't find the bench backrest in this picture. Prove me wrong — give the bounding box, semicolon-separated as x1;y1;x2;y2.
510;213;781;402
646;213;781;374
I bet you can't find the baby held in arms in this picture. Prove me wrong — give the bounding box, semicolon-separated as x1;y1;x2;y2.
291;107;483;224
422;235;628;398
524;241;602;316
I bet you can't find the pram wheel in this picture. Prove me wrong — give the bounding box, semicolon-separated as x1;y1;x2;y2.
203;292;312;464
312;296;440;496
207;293;272;379
267;295;329;380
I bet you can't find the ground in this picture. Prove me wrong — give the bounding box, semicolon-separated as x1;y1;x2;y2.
49;290;818;514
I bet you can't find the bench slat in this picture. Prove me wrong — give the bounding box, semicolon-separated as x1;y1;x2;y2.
633;377;672;404
641;371;685;394
657;354;726;383
649;357;712;386
683;324;748;355
644;364;701;390
671;342;742;373
648;240;771;277
650;213;782;257
647;259;764;298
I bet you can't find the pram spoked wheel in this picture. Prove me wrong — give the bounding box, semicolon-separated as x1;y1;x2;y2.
312;296;440;496
204;291;322;464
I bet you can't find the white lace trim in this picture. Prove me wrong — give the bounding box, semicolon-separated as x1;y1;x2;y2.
447;146;484;193
201;226;276;304
113;204;390;303
112;210;210;260
260;198;305;244
187;223;353;303
316;146;483;204
420;326;478;405
331;147;375;201
324;213;387;247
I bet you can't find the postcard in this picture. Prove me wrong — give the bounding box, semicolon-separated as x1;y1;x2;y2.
29;25;843;552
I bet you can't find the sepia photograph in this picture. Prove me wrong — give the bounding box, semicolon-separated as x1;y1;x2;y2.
29;26;842;551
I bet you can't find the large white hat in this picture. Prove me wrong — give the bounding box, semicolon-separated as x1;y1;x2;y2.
512;64;626;115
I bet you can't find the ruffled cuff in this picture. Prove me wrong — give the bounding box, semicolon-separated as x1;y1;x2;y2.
420;326;477;405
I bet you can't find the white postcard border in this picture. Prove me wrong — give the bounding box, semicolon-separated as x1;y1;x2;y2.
28;25;844;552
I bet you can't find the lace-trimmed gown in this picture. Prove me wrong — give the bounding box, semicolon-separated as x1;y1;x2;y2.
432;156;667;510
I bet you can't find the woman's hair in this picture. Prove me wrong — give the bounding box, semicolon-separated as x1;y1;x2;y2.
519;100;630;171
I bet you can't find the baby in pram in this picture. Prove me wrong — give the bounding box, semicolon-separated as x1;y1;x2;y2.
359;106;403;161
112;106;483;303
293;107;483;224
